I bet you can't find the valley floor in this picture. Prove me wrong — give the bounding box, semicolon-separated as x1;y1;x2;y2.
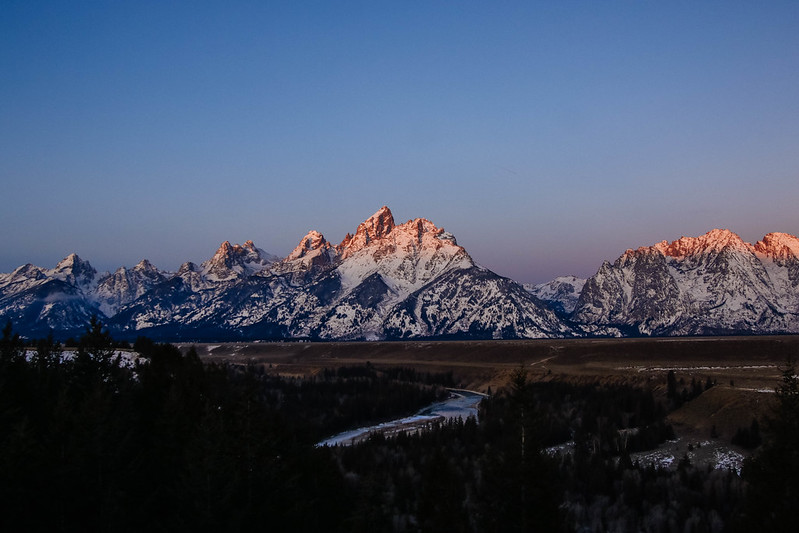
184;335;797;443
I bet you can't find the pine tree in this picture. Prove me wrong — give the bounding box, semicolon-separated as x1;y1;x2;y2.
740;358;799;531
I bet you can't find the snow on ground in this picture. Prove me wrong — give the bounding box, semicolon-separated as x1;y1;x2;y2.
740;387;776;393
616;365;777;372
714;448;746;474
25;349;143;370
318;390;485;447
546;437;749;474
633;446;677;469
629;438;747;474
545;441;575;456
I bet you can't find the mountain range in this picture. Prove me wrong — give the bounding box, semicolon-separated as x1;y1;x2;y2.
1;207;797;340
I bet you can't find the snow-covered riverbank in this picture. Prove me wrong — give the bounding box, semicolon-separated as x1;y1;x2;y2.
318;389;485;447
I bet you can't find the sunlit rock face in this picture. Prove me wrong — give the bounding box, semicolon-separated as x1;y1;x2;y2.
572;229;799;335
201;240;278;282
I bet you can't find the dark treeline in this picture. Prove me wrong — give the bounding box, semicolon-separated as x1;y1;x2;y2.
2;320;798;531
332;370;743;532
666;369;715;410
0;320;449;531
0;320;341;531
507;379;674;454
248;361;452;442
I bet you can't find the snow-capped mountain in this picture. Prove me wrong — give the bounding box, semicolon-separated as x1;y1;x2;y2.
201;240;278;281
2;216;797;340
526;276;586;316
94;260;167;316
144;207;569;340
331;206;473;300
269;230;337;285
50;253;98;288
571;229;799;335
0;207;573;340
0;254;103;337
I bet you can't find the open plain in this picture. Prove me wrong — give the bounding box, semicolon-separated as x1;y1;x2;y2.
185;335;799;442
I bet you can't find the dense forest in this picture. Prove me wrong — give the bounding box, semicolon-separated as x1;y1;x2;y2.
1;320;797;531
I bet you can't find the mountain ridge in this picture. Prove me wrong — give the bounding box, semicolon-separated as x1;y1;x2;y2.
0;207;572;340
1;216;797;340
570;228;799;336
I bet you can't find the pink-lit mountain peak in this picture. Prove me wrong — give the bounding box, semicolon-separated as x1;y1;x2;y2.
202;239;276;281
337;206;396;253
754;232;799;260
361;205;395;237
209;239;264;260
652;228;749;258
336;206;463;260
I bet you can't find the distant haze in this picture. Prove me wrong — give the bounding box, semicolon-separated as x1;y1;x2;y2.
2;2;798;285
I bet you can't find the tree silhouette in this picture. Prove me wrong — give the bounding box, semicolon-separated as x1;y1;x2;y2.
740;358;799;531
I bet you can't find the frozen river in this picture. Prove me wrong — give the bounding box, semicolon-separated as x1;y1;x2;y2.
318;389;486;447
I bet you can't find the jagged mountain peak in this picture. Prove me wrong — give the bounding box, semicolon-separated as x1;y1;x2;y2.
202;239;277;281
398;217;463;251
332;209;474;299
133;259;158;273
338;206;396;255
51;253;97;285
651;228;748;258
286;230;330;261
527;275;587;315
270;230;336;283
754;232;799;260
363;205;395;235
574;227;799;336
210;239;261;257
94;258;168;315
206;241;235;266
10;263;46;280
177;261;200;275
54;252;90;270
336;207;464;259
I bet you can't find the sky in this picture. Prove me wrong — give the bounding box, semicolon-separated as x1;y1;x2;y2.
2;1;798;284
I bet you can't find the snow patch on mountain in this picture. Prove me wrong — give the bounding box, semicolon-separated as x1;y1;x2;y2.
527;276;586;315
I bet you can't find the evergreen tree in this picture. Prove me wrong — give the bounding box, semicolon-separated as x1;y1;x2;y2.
740;358;799;531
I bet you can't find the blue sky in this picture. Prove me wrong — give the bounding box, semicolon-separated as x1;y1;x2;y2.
2;1;798;284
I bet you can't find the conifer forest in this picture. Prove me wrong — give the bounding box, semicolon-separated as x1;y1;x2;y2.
1;320;797;532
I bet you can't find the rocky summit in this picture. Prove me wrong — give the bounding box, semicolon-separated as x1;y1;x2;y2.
570;229;799;335
0;207;570;340
1;214;797;340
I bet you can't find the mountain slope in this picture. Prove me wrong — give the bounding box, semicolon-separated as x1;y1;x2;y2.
2;215;797;340
0;206;567;340
526;276;586;316
0;254;102;337
572;229;799;335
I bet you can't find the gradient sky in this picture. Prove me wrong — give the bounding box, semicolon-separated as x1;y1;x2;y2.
2;1;798;284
